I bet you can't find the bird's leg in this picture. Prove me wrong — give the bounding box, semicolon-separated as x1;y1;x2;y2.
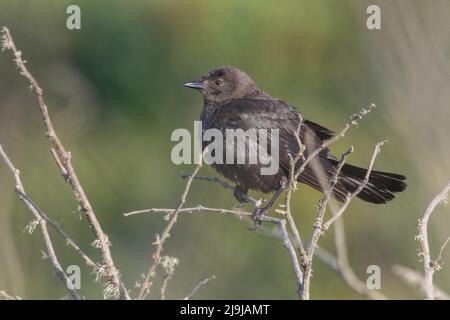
233;185;250;207
251;176;288;229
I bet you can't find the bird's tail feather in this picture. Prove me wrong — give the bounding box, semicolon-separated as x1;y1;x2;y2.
338;163;407;204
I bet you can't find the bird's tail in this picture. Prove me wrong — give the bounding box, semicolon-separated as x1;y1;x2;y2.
338;163;407;204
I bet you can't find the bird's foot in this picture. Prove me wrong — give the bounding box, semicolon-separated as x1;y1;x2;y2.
249;207;268;231
233;185;250;208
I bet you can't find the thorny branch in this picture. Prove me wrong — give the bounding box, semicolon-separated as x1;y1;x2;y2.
300;146;354;299
136;155;203;300
0;144;81;300
416;179;450;300
159;256;179;300
294;103;376;182
279;114;307;260
1;26;128;299
128;161;304;298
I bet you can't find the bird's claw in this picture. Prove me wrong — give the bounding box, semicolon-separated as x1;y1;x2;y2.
248;207;267;231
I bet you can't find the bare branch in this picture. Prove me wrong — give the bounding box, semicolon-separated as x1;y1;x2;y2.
159;256;179;300
137;155;203;300
436;236;450;266
301;146;353;299
323;141;385;229
1;26;128;299
393;265;450;300
183;275;216;300
130;169;304;299
294;104;375;181
282;114;307;259
417;179;450;300
124;205;251;218
182;174;261;207
0;144;81;300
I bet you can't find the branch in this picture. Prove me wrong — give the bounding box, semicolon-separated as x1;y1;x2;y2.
183;275;216;300
301;146;354;299
416;178;450;300
0;144;81;300
1;26;129;299
392;265;450;300
137;155;203;300
281;114;307;260
124;205;251;218
128;172;304;298
294;104;376;182
323;141;385;229
181;174;262;207
159;256;179;300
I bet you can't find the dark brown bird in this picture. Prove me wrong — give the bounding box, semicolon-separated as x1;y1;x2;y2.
184;66;406;218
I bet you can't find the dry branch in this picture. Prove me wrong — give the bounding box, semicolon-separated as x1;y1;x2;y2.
183;275;216;300
128;171;305;298
294;104;375;182
0;144;81;300
392;265;450;300
1;26;128;300
137;156;203;300
301;146;354;299
417;179;450;300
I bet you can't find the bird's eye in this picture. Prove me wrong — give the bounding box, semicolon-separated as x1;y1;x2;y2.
215;79;223;86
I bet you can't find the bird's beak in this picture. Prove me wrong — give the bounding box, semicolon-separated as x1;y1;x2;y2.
183;80;204;90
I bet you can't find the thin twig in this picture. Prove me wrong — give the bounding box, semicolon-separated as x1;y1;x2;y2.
137;155;203;300
323;141;385;229
417;179;450;300
129;171;304;298
282;115;307;260
294;104;375;182
159;256;179;300
0;144;81;300
436;237;450;266
1;26;128;299
181;174;261;207
301;146;354;299
124;205;251;218
183;275;216;300
15;189;97;270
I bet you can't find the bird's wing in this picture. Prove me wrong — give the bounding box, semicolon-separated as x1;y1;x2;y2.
303;119;335;141
206;98;332;171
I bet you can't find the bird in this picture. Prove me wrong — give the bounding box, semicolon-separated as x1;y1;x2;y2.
183;66;407;221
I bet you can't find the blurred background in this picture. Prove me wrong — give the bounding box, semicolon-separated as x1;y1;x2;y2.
0;0;449;299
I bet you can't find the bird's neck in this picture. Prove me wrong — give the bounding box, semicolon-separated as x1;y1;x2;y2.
201;86;272;119
244;87;272;99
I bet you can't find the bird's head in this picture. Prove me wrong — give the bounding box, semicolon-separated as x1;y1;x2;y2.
184;66;259;104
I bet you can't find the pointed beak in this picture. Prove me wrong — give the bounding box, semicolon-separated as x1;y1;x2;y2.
183;80;204;90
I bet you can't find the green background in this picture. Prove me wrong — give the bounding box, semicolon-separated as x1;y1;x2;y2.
0;0;449;299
